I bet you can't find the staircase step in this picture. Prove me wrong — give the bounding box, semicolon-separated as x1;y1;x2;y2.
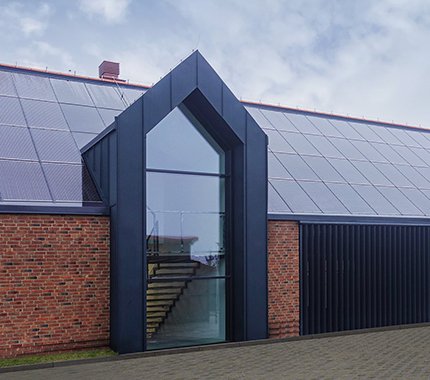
147;289;182;296
146;300;174;306
148;281;185;289
155;268;195;275
147;316;163;323
146;311;166;318
147;306;170;312
147;294;180;300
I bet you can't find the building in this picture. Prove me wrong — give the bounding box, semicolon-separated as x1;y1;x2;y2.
2;51;430;357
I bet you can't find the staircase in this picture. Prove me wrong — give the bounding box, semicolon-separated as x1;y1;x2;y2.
146;261;199;339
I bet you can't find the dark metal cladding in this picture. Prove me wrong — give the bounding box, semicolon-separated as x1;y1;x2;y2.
301;223;430;335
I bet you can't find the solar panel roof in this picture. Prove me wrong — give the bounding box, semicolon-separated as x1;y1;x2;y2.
0;67;146;207
245;105;430;218
2;64;430;219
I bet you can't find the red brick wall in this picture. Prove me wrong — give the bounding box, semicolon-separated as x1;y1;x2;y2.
0;214;110;358
268;220;300;338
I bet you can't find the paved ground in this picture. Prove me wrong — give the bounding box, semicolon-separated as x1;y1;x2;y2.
3;326;430;379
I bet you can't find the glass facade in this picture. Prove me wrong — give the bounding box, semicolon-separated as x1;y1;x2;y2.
146;105;227;349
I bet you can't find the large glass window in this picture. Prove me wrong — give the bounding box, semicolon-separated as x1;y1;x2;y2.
146;105;227;350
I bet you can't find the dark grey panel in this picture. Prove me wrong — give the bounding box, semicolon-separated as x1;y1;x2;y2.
264;129;295;153
268;182;291;213
352;185;399;215
61;104;105;133
391;145;426;167
0;160;51;201
328;158;369;184
260;109;298;132
268;153;292;179
349;140;388;162
275;153;319;181
0;71;17;96
43;163;101;202
305;134;342;158
373;163;413;188
31;128;81;163
327;183;375;214
98;108;121;127
245;107;274;130
400;188;430;216
271;179;321;213
0;96;26;126
50;78;94;106
21;99;68;130
330;120;365;140
329;137;366;160
302;156;344;182
299;181;349;214
281;131;320;155
396;165;430;189
351;160;392;186
307;116;343;137
0;125;37;160
376;186;422;215
72;132;98;149
372;143;408;165
85;83;125;110
285;113;320;134
13;73;56;101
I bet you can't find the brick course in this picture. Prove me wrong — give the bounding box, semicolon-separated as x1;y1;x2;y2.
268;220;300;338
0;214;110;358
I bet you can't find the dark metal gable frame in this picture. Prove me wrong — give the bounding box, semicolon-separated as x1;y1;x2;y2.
83;51;268;354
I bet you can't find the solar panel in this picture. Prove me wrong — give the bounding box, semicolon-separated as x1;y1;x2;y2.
0;72;17;96
261;109;298;132
13;73;56;101
299;181;349;214
51;78;93;106
326;183;375;214
0;125;37;160
61;104;105;134
268;183;291;213
85;83;125;109
0;96;26;126
21;99;68;130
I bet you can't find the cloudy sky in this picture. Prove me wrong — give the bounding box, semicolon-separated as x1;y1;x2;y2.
1;0;430;127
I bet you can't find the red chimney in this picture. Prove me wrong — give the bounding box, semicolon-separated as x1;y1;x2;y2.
99;60;121;80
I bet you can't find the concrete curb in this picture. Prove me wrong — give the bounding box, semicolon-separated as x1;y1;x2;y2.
2;321;430;374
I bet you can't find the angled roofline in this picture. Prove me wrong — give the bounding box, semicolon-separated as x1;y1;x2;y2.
0;62;151;90
243;100;430;133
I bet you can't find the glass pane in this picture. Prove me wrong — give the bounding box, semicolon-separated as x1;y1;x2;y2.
260;109;298;132
328;137;366;160
0;125;37;160
276;153;319;181
350;140;388;163
85;83;125;110
307;116;343;137
392;145;426;167
31;128;81;163
268;153;292;179
305;134;342;158
331;120;365;140
328;158;369;184
299;181;349;214
13;73;56;101
61;104;105;134
285;113;320;134
271;179;321;213
302;156;345;182
351;161;392;186
0;160;51;201
372;143;408;165
0;71;17;96
373;163;413;188
376;186;422;215
72;132;98;149
98;108;121;127
265;129;295;153
51;78;93;106
352;185;399;215
246;107;274;130
43;163;100;202
407;189;430;215
0;96;26;126
147;106;224;174
146;278;225;350
21;99;69;130
327;183;375;214
268;182;291;213
281;132;320;155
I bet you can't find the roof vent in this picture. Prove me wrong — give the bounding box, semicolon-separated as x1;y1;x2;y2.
99;60;121;81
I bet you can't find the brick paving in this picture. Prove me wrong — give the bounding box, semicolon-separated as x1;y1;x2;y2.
4;326;430;379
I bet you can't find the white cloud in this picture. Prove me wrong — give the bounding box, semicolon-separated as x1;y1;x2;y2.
78;0;131;23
